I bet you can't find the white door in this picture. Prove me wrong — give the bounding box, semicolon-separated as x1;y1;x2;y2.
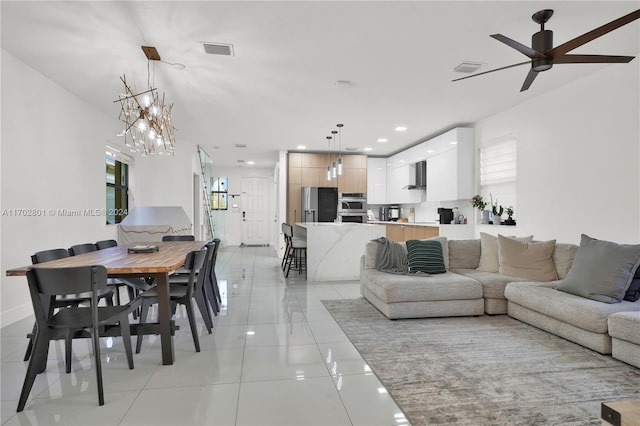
242;177;271;245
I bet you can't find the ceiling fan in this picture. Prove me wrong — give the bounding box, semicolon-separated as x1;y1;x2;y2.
453;8;640;91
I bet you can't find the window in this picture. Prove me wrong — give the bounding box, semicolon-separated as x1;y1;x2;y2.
106;155;129;224
480;138;516;216
211;176;228;210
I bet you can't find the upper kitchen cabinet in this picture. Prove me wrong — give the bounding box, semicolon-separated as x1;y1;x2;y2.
367;157;387;204
386;161;424;205
426;128;474;202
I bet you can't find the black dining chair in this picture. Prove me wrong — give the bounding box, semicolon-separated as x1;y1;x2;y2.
17;265;140;412
205;238;222;315
162;235;195;241
22;249;115;362
136;249;208;353
68;243;97;256
95;239;118;250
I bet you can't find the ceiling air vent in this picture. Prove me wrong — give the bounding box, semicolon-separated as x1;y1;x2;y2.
235;144;247;148
237;159;245;163
345;147;358;151
202;42;235;56
454;62;483;73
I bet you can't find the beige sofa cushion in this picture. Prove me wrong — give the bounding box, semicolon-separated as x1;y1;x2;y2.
505;281;640;334
363;269;482;303
453;269;530;299
552;243;579;279
608;311;640;345
448;239;481;269
498;236;557;282
477;233;533;273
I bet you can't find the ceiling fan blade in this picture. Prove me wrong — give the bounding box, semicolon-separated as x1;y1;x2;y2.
547;9;640;57
452;61;530;82
490;34;544;58
520;69;539;92
553;54;635;64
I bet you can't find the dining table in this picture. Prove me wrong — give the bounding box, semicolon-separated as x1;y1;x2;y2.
5;240;206;366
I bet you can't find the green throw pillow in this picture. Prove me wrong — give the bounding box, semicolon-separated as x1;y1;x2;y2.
406;239;446;274
555;234;640;303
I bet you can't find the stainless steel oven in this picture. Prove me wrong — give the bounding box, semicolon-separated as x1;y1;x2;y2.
338;192;366;214
337;213;367;223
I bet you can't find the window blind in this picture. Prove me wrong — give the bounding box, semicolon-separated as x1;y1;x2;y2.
480;139;516;214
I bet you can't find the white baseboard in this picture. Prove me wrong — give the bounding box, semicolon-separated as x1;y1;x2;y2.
0;303;32;327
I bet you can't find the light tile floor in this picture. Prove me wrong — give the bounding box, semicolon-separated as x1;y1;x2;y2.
1;245;409;425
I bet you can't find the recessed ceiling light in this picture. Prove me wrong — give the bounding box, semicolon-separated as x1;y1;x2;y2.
395;126;407;132
335;80;353;88
450;141;458;145
427;149;434;153
247;161;255;165
377;138;388;143
363;147;372;152
297;145;307;150
453;62;483;73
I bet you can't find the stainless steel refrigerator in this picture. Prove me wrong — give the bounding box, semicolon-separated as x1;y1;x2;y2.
301;187;338;222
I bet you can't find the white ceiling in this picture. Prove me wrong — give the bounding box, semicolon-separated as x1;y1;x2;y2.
2;1;639;168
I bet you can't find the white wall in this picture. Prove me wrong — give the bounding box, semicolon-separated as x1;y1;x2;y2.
1;50;121;324
475;62;639;244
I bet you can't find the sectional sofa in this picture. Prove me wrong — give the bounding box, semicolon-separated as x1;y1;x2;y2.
360;233;640;367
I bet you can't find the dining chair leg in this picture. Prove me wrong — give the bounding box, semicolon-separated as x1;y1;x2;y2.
65;330;73;374
91;326;104;406
23;324;36;361
184;299;201;352
120;315;134;370
194;288;213;334
17;328;50;412
135;301;150;354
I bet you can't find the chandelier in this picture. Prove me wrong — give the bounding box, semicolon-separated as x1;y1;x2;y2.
114;46;177;156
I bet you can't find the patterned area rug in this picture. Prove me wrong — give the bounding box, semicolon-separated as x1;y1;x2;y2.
322;298;640;426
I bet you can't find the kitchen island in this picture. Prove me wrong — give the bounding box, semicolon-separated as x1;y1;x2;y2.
294;222;385;281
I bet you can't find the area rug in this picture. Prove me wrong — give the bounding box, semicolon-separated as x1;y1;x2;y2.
322;298;640;426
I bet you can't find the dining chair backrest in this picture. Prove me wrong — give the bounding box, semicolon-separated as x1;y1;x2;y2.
31;248;70;265
69;243;98;256
27;265;108;303
95;239;117;250
184;249;207;298
162;235;195;241
283;223;293;239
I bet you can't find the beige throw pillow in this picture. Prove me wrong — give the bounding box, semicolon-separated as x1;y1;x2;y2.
477;232;533;273
498;235;558;281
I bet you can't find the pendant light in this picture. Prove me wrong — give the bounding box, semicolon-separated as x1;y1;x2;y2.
326;136;333;181
331;130;338;178
337;124;344;175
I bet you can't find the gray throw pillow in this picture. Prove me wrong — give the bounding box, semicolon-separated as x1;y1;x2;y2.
555;234;640;303
406;239;446;274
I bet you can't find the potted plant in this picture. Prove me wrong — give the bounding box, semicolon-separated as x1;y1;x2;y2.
490;193;503;225
504;206;516;226
471;195;490;224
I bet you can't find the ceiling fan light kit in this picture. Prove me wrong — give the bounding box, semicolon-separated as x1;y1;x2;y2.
453;8;640;91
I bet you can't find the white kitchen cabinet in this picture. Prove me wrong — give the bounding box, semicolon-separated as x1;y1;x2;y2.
367;157;387;204
387;163;424;204
426;128;474;202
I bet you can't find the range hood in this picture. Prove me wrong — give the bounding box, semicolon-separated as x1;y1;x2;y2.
404;160;427;190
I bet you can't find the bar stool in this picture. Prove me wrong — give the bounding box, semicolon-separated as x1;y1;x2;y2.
282;224;306;277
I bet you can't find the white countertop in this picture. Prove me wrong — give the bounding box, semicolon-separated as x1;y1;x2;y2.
295;222;384;228
368;220;440;227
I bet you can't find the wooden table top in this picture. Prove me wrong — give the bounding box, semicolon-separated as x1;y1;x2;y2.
5;241;207;276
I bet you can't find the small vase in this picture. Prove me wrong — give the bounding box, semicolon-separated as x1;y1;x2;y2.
482;210;490;224
493;215;502;225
